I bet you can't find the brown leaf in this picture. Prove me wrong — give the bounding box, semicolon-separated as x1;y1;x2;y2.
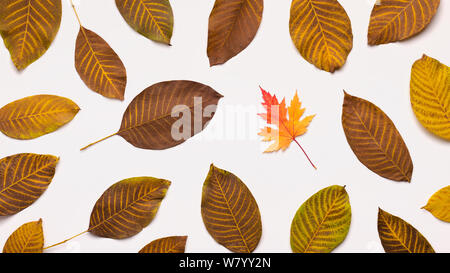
81;80;223;151
201;164;262;253
0;95;80;140
139;236;187;253
368;0;440;45
289;0;353;72
75;27;127;100
207;0;263;66
378;208;434;253
0;153;59;216
3;219;44;253
342;92;413;182
88;177;170;239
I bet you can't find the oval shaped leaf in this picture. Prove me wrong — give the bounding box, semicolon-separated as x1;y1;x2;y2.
88;177;170;239
378;208;435;253
368;0;440;45
0;153;59;216
0;0;62;70
201;164;262;253
0;95;80;140
290;185;351;253
139;236;187;253
115;0;174;45
422;186;450;222
3;219;44;253
81;80;223;151
75;27;127;100
207;0;263;66
342;92;413;182
289;0;353;72
410;55;450;140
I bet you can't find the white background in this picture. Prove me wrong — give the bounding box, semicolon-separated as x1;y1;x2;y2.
0;0;448;253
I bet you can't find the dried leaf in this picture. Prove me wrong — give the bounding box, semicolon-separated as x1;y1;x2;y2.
0;0;62;70
201;164;262;253
342;92;413;182
88;177;170;239
410;55;450;140
289;0;353;72
368;0;440;45
75;27;127;100
0;95;80;140
115;0;174;45
207;0;263;66
378;208;435;253
258;87;316;169
422;186;450;222
139;236;187;253
0;153;59;216
290;185;351;253
3;219;44;253
81;80;223;151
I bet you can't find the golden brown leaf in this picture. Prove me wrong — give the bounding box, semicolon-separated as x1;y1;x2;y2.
368;0;440;45
290;185;351;253
422;186;450;222
201;164;262;253
0;0;62;70
75;27;127;100
207;0;263;66
410;55;450;140
88;177;170;239
289;0;353;72
3;219;44;253
342;92;413;182
81;80;223;151
139;236;187;253
0;95;80;140
378;208;434;253
0;153;59;216
115;0;174;45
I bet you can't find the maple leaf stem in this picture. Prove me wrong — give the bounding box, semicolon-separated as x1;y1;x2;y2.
293;138;317;170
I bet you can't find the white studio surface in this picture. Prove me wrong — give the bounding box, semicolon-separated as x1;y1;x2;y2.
0;0;449;253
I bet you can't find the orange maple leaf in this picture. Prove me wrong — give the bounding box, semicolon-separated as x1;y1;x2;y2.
258;87;316;169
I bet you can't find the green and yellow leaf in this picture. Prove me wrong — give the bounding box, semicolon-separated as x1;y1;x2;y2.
75;26;127;100
0;0;62;70
0;95;80;140
3;219;44;253
0;153;59;216
290;185;351;253
422;186;450;222
342;92;413;182
368;0;440;45
88;177;171;239
289;0;353;72
378;208;435;253
207;0;263;66
139;236;187;253
115;0;173;44
410;55;450;140
201;164;262;253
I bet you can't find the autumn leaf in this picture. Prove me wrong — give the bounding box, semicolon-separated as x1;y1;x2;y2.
3;219;44;253
258;87;316;169
422;186;450;222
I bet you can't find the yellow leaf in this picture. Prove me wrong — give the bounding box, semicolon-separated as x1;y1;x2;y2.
422;186;450;222
3;219;44;253
410;55;450;140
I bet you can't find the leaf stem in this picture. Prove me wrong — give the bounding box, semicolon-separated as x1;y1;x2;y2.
293;138;317;170
43;230;88;250
80;132;117;151
70;0;83;27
